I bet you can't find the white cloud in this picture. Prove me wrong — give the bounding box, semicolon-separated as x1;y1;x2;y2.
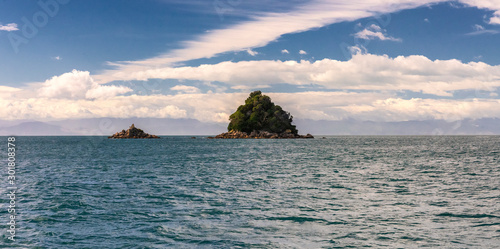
424;18;430;22
475;24;485;31
6;0;500;127
299;50;307;55
343;98;500;122
458;0;500;24
466;24;500;35
491;11;500;24
2;91;500;123
203;82;227;93
231;84;271;90
354;24;402;41
85;85;133;99
368;23;382;31
12;51;498;122
0;23;18;31
271;93;500;122
87;0;500;84
52;56;62;61
246;49;259;56
0;96;188;121
281;49;289;54
170;85;201;94
0;86;22;98
102;53;500;97
3;66;500;123
38;70;132;99
95;0;448;83
348;45;368;55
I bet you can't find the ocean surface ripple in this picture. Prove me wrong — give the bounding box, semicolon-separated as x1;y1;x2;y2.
1;136;499;248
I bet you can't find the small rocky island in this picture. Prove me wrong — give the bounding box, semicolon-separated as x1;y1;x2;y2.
108;124;160;139
211;91;314;139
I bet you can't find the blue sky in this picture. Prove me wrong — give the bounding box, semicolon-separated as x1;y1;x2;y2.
1;0;500;133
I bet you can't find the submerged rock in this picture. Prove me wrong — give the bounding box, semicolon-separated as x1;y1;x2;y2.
108;124;160;139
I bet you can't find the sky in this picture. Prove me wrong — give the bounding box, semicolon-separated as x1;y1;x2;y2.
1;0;500;134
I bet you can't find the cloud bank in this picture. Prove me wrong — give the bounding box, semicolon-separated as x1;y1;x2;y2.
4;52;499;123
2;90;500;123
95;53;500;97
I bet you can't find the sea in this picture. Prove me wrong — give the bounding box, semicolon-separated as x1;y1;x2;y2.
1;136;499;248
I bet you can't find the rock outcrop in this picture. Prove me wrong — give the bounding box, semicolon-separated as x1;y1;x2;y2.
209;130;314;139
108;124;160;139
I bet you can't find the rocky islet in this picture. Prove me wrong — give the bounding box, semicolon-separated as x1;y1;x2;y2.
108;124;160;139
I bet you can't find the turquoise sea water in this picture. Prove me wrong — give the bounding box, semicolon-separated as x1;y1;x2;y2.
1;136;500;248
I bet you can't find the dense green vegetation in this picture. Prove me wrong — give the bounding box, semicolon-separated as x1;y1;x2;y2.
227;91;298;134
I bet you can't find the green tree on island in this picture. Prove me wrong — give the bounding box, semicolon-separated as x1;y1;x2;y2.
227;91;298;134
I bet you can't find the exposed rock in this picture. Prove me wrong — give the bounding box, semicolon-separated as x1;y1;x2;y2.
304;134;314;139
213;130;314;139
215;130;249;139
108;124;160;139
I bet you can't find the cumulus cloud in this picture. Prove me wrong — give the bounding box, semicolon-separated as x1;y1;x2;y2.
2;67;500;123
281;49;289;54
100;53;500;97
2;91;500;123
270;93;500;122
299;50;308;55
354;24;402;41
0;23;18;31
38;70;132;99
0;86;22;98
0;96;188;121
85;85;133;99
170;85;201;94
